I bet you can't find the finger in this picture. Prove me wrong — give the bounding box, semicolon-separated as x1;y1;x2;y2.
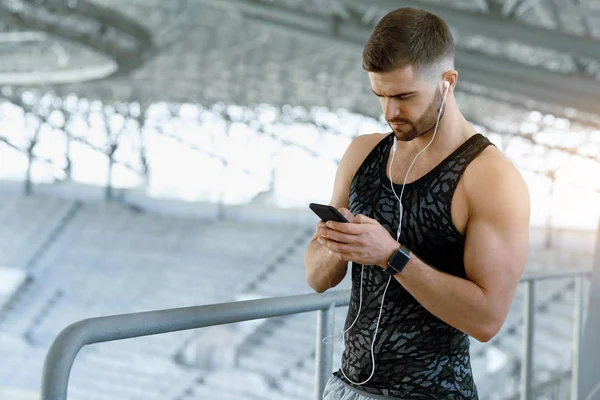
318;237;355;254
315;220;327;234
354;214;376;224
323;246;354;263
338;208;355;222
325;220;363;234
320;227;357;244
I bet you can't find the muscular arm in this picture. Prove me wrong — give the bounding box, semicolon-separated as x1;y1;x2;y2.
305;228;348;293
304;133;386;293
391;151;530;342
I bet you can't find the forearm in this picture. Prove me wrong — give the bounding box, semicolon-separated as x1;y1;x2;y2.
394;256;501;342
304;239;348;293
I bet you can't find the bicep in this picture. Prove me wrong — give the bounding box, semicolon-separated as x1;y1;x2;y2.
463;160;530;311
329;159;351;210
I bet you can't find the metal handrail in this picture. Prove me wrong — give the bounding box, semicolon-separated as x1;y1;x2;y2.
40;268;592;400
518;269;591;400
41;290;350;400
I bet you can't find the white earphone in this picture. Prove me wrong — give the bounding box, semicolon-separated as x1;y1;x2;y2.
325;80;451;387
391;80;450;240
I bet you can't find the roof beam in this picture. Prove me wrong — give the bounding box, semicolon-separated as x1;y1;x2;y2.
0;31;47;43
0;65;118;85
349;0;600;61
501;0;522;17
201;0;600;117
0;0;155;81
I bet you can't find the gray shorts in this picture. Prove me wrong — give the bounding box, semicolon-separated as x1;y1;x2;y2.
323;375;400;400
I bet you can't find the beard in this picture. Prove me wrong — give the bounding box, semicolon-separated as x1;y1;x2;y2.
387;89;445;142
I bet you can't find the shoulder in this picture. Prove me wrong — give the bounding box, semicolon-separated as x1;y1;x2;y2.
329;133;389;208
346;132;389;158
463;145;530;219
340;133;389;176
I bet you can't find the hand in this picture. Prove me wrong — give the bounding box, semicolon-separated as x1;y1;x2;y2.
317;208;401;269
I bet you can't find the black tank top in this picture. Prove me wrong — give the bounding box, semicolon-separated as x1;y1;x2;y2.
333;132;493;399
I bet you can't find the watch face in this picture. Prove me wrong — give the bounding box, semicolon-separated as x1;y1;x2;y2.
399;246;411;257
388;247;410;273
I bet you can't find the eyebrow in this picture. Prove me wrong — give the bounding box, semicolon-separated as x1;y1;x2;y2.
371;89;416;98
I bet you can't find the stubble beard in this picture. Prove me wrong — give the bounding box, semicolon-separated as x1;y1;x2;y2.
388;89;445;142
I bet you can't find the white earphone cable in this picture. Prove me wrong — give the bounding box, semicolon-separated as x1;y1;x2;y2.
391;82;450;242
331;82;451;386
321;265;365;344
339;275;392;385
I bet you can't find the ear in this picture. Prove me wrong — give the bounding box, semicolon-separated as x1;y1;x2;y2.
441;70;458;93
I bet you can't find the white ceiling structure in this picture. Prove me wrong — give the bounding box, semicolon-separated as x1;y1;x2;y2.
0;0;599;123
0;0;598;220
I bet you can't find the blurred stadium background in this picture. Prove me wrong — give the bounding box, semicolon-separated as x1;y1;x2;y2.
0;0;599;399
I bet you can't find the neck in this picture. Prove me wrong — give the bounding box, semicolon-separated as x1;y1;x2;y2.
409;101;474;156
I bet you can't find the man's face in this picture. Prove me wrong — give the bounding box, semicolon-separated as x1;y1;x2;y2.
368;66;444;142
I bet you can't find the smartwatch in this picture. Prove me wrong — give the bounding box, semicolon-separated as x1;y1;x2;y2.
385;245;411;275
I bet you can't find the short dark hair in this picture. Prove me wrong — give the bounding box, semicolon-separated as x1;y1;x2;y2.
362;7;454;77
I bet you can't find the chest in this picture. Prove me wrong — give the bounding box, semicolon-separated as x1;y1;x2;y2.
350;170;469;276
385;150;441;186
352;153;470;237
347;136;489;277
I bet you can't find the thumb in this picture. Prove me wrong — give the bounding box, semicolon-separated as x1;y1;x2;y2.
338;208;355;222
354;214;375;224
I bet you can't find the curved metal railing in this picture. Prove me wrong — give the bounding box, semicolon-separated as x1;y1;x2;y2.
41;269;593;400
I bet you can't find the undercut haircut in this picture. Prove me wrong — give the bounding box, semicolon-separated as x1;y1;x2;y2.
363;7;455;84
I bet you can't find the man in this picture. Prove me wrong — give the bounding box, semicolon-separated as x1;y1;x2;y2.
304;7;530;400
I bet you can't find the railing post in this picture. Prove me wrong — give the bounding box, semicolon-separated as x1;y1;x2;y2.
571;276;584;400
521;280;535;400
578;218;600;400
315;304;335;400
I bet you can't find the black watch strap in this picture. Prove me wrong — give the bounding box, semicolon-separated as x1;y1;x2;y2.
385;245;411;275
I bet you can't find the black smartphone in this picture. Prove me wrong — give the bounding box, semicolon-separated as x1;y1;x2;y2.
309;203;349;223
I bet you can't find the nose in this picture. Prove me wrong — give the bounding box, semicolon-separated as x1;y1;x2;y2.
383;98;401;122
